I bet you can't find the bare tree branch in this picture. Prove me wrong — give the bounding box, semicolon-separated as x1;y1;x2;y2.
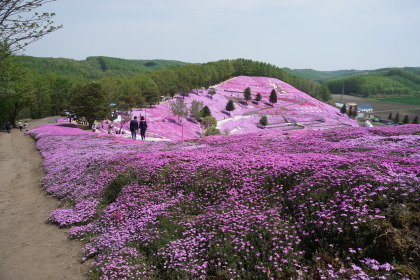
0;0;62;58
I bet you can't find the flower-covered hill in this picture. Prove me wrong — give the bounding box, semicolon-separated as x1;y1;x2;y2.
116;76;358;141
28;123;420;280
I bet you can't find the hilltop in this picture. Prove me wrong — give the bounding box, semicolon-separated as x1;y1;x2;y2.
97;76;358;141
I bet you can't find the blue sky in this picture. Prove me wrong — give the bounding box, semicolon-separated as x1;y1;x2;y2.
24;0;420;70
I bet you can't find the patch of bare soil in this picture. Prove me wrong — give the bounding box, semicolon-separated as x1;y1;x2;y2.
0;117;88;280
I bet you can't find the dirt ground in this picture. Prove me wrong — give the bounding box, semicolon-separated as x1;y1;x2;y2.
0;117;88;280
332;94;420;120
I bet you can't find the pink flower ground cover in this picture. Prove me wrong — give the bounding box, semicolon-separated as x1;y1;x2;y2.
110;76;358;141
28;122;419;280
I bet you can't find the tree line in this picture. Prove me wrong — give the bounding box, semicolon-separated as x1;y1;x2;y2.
16;56;188;79
326;68;420;98
1;56;330;127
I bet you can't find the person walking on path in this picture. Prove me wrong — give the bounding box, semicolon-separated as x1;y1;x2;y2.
129;116;139;140
5;122;11;133
24;121;28;132
139;116;148;140
18;120;23;131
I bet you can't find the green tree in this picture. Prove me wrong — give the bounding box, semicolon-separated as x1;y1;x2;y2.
117;95;138;111
244;87;251;104
255;93;262;104
44;73;73;116
388;112;393;120
340;104;347;114
200;106;211;118
201;116;217;129
412;116;418;124
189;100;204;121
98;76;129;106
0;0;62;57
169;98;188;122
203;126;221;136
225;100;235;116
402;115;409;124
0;55;35;126
318;84;331;101
132;76;158;107
69;82;110;127
269;89;277;106
0;51;15;124
394;112;400;124
201;115;220;136
30;73;52;119
259;115;268;128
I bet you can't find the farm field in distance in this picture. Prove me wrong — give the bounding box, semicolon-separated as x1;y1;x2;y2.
331;94;420;120
376;95;420;106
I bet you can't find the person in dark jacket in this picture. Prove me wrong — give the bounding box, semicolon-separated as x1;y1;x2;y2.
5;122;11;133
129;116;139;140
139;116;148;140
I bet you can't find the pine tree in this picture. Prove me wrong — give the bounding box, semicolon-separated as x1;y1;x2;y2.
402;115;409;124
388;112;393;120
412;116;418;124
225;100;235;116
269;89;277;106
244;87;252;104
259;116;268;128
394;112;400;124
255;93;262;104
200;106;211;118
340;104;346;114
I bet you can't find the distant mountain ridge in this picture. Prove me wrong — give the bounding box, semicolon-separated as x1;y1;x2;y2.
16;56;188;79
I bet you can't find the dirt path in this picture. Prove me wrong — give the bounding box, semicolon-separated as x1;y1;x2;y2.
0;117;87;280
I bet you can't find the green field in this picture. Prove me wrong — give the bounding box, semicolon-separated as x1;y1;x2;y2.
377;95;420;106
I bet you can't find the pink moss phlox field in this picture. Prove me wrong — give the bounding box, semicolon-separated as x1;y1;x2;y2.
108;76;358;141
29;120;419;279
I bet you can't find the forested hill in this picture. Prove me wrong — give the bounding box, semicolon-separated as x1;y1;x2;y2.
15;56;188;79
324;68;420;97
285;67;420;97
283;68;371;82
